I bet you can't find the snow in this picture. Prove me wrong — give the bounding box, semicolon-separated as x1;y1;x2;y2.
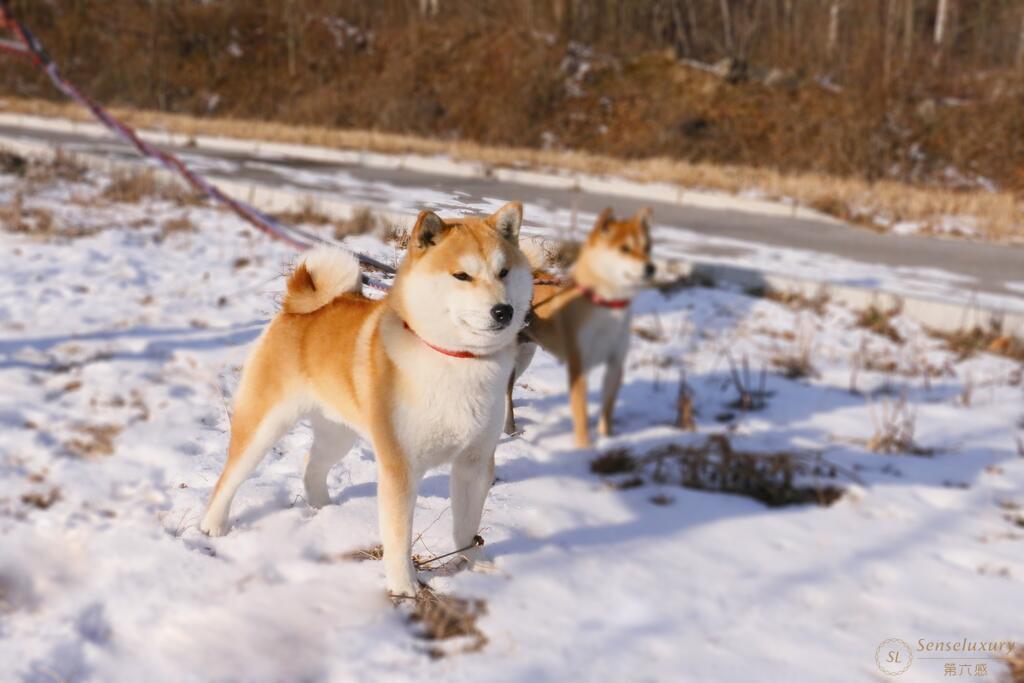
1;162;1023;682
9;124;1018;312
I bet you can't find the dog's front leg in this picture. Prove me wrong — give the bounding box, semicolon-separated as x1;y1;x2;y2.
376;455;419;597
598;351;625;437
450;448;494;566
567;345;591;448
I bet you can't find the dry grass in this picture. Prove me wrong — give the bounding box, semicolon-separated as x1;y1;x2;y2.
1003;646;1024;683
750;287;829;315
336;545;385;563
380;224;408;247
725;352;771;411
0;150;28;176
590;449;638;475
0;193;54;235
275;203;387;241
932;326;1024;363
528;238;581;272
593;435;845;507
867;396;934;456
333;207;384;240
770;329;818;380
407;586;488;659
24;149;87;184
159;215;195;237
100;168;198;204
6;97;1021;242
856;306;903;344
20;487;61;510
676;370;696;431
64;423;121;458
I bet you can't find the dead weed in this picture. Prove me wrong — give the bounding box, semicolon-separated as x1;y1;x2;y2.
20;487;61;510
101;169;199;204
407;585;488;658
64;424;122;458
932;325;1024;363
1004;646;1024;683
856;306;903;343
593;435;846;507
867;396;934;456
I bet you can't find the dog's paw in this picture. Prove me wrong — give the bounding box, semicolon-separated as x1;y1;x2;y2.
305;491;332;509
386;579;419;599
199;514;228;537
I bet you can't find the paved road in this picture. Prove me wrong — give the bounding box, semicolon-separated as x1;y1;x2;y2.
1;122;1020;309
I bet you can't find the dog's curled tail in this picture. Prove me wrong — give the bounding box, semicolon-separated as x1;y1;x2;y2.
283;247;362;314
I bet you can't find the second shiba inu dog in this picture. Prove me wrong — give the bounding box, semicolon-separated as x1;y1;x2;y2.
505;208;655;447
200;203;532;597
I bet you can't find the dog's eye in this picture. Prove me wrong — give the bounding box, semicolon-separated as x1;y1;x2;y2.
620;245;631;254
498;268;509;279
452;272;473;282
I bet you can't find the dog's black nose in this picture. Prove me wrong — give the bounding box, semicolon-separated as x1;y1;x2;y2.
491;304;514;326
644;262;656;279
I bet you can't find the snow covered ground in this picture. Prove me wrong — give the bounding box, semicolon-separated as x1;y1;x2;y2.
1;158;1023;682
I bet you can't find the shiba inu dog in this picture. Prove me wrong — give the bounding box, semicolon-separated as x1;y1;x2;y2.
200;203;532;597
505;208;655;447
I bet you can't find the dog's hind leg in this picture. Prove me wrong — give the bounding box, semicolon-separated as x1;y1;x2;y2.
303;412;357;508
200;393;304;536
504;341;537;435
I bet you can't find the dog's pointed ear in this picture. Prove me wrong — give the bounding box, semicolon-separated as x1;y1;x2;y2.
410;210;448;251
633;207;652;234
489;202;523;244
592;207;615;236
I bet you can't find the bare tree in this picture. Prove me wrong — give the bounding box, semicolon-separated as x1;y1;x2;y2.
903;0;915;60
827;0;842;58
933;0;950;46
670;1;692;58
419;0;439;18
719;0;734;53
1017;9;1024;68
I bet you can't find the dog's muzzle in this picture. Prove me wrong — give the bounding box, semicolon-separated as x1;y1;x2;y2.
490;304;514;328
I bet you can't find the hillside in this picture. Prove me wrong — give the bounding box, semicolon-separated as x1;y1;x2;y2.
2;0;1023;195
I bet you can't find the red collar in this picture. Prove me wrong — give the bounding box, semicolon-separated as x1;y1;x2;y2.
579;287;631;309
402;322;478;359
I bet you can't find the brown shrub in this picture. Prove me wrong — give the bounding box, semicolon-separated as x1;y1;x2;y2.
20;487;61;510
1004;646;1024;683
590;449;638;475
867;396;934;457
407;586;488;658
932;326;1024;363
0;194;55;235
101;169;197;204
333;207;381;239
24;150;87;184
639;435;844;507
751;287;829;316
161;215;195;236
64;424;121;458
856;306;903;344
0;151;27;176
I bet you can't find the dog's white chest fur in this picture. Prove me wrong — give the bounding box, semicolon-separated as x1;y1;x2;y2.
578;306;631;369
392;350;512;473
